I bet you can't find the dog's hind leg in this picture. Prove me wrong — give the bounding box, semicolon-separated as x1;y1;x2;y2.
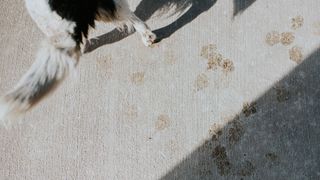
97;0;156;46
125;13;157;47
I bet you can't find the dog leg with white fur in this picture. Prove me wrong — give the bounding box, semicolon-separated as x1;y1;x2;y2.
128;13;157;47
98;0;157;47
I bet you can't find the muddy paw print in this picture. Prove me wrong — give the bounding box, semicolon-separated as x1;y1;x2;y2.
155;114;171;131
201;44;217;59
291;15;304;30
209;123;223;141
131;72;145;85
124;105;138;119
207;53;223;70
265;152;280;167
228;121;245;145
289;46;303;64
265;22;303;64
280;32;295;46
242;102;257;117
212;145;232;176
274;86;290;102
164;50;176;65
266;31;280;46
195;73;209;91
201;44;235;72
221;59;235;73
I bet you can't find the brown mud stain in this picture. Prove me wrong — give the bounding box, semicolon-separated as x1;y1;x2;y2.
97;56;112;67
200;44;221;70
212;145;232;176
221;59;235;73
265;152;279;162
201;44;235;72
164;50;176;65
202;140;214;154
207;53;223;70
242;102;257;117
291;16;304;30
289;46;303;64
228;120;245;145
280;32;295;46
131;72;145;85
155;114;171;130
209;123;223;141
265;31;280;46
195;73;209;91
265;153;279;162
124;105;138;119
201;44;217;59
236;161;255;177
265;152;280;167
274;86;290;102
97;56;113;78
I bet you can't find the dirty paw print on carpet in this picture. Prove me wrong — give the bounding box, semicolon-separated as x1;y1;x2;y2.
265;15;305;64
200;44;235;73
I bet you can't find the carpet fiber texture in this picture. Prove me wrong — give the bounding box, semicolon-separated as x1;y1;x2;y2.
0;0;319;179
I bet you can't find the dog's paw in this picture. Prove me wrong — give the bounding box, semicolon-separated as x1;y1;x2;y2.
142;30;157;47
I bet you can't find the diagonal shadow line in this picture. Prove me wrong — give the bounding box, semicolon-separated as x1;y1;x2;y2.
233;0;256;16
84;0;217;53
160;48;320;179
153;0;216;41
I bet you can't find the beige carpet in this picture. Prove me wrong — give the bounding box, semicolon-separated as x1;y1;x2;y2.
1;0;320;179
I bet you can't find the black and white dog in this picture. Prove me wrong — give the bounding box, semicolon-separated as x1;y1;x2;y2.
0;0;156;121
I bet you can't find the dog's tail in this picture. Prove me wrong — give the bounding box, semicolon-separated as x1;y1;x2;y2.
0;40;80;124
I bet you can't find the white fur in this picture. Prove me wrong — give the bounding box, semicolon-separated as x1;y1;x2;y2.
99;0;157;46
0;0;156;124
0;40;79;123
25;0;76;39
0;99;15;126
25;0;156;47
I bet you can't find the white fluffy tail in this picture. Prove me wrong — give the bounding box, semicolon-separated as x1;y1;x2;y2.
0;40;80;124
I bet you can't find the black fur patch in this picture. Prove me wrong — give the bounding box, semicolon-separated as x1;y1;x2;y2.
48;0;116;44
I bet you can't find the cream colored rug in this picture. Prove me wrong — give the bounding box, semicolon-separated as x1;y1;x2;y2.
1;0;319;179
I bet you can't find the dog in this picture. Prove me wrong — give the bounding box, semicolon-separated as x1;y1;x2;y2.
0;0;156;122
